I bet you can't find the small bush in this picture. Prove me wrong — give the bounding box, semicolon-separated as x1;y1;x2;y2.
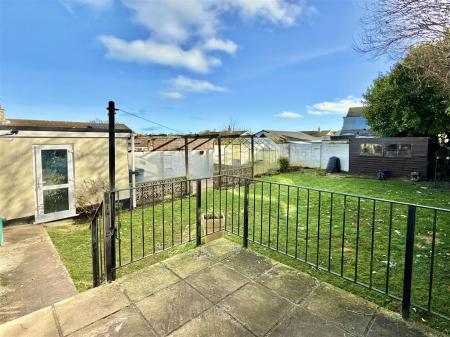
278;157;290;172
75;178;108;216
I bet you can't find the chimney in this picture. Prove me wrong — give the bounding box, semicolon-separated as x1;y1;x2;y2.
317;126;321;132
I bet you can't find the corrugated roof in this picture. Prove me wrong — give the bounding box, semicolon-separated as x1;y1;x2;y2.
256;130;319;143
0;119;132;133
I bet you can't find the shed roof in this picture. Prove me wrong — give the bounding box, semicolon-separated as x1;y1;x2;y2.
0;119;132;133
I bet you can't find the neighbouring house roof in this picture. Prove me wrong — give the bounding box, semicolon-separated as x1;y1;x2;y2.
346;107;364;117
255;130;321;143
301;130;338;137
0;118;132;133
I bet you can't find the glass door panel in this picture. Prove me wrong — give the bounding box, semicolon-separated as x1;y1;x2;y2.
34;145;75;223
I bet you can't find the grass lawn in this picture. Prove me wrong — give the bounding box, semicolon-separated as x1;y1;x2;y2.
47;169;450;333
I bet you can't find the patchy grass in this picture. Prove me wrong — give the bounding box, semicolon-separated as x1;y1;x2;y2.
260;170;450;209
47;169;450;333
46;223;92;291
46;220;196;292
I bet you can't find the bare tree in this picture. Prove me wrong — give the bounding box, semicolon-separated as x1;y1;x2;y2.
222;118;241;132
355;0;450;58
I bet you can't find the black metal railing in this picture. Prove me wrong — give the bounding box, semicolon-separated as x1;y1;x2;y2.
219;175;450;322
93;174;449;322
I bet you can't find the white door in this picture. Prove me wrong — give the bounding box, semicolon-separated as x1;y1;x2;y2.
34;145;76;223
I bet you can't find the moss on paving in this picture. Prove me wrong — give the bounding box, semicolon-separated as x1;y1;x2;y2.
46;169;450;333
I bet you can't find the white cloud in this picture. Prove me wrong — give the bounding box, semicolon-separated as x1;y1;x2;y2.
69;0;113;10
276;111;303;119
99;0;309;72
122;0;218;43
171;75;227;93
99;35;220;73
307;96;363;116
161;91;185;100
225;0;305;26
204;38;238;55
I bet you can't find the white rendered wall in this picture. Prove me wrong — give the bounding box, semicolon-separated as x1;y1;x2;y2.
280;143;349;171
133;149;214;182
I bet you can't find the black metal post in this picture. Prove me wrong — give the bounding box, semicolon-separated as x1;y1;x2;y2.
106;101;117;281
91;216;100;287
251;136;255;178
218;136;222;175
104;191;116;281
402;205;416;319
243;180;249;248
184;136;190;178
196;180;202;246
108;101;116;191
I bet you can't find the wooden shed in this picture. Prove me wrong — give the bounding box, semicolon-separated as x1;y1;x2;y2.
349;137;432;179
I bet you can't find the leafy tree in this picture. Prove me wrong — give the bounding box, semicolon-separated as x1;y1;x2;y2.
363;54;450;142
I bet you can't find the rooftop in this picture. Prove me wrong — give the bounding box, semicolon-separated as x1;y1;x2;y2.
346;106;365;117
0;118;132;133
0;239;435;337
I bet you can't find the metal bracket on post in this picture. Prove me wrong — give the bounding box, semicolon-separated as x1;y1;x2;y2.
402;205;416;319
104;192;116;282
243;180;249;248
196;180;202;247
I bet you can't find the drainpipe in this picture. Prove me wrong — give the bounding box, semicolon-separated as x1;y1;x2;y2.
131;133;136;208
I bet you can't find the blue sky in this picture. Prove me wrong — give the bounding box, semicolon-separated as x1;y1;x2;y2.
0;0;391;134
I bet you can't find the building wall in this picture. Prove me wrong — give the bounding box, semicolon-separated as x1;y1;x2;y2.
280;142;349;171
349;137;430;179
341;116;372;136
133;149;214;182
0;136;129;220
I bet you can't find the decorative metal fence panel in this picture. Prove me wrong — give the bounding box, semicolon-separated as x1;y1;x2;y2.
135;176;189;205
219;165;252;178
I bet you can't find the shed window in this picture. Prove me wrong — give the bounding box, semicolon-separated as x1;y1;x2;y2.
360;143;383;156
383;143;413;158
398;144;412;157
384;144;398;157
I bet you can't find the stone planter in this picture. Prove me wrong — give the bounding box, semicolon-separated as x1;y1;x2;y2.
203;213;225;243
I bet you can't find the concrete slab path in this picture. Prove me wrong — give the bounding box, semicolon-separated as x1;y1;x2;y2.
0;224;77;325
0;239;441;337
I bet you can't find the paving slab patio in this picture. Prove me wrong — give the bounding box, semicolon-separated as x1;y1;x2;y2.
0;238;440;337
0;224;77;325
